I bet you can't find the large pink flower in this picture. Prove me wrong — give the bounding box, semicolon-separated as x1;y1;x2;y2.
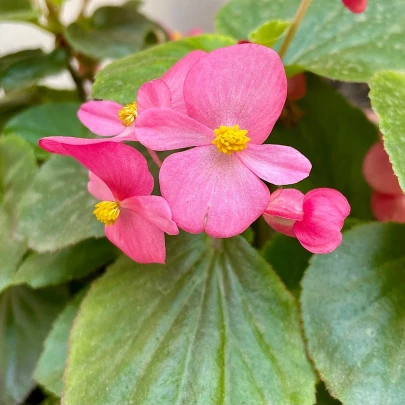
363;141;405;222
135;44;311;238
42;50;206;155
341;0;367;13
263;188;350;254
39;140;179;263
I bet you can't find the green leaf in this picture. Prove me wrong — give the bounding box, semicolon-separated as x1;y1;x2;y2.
369;70;405;193
269;74;378;219
0;49;68;91
216;0;405;82
0;0;37;21
16;155;104;252
262;234;311;296
64;233;315;405
12;238;119;288
0;285;69;405
249;20;290;48
35;292;84;397
301;222;405;405
3;103;93;160
65;1;165;60
92;34;236;104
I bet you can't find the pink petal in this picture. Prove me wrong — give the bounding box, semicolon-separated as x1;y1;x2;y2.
162;50;206;114
159;146;270;238
304;188;351;218
371;192;405;223
106;210;166;263
238;144;311;185
363;142;403;196
183;44;287;144
88;171;114;201
121;195;179;235
287;74;307;102
264;188;304;220
78;100;125;136
39;141;154;201
137;79;172;113
135;108;213;150
263;216;296;238
341;0;367;13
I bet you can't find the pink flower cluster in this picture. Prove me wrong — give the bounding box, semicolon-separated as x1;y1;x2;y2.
40;44;350;263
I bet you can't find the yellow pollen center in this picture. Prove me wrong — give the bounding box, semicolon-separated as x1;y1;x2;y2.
94;201;120;226
212;125;250;155
118;102;138;126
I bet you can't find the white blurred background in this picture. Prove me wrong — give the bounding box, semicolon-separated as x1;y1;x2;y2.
0;0;227;88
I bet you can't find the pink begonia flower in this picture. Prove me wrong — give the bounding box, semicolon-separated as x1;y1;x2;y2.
363;141;405;222
341;0;367;13
135;44;311;238
263;188;350;254
41;50;206;155
38;140;179;263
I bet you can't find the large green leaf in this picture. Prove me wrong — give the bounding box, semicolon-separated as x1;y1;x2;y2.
64;233;315;405
65;1;165;60
0;285;69;405
92;34;236;104
12;238;119;288
35;292;84;397
269;74;378;219
301;222;405;405
0;49;68;91
0;0;37;21
16;155;104;252
3;102;93;160
369;70;405;193
216;0;405;82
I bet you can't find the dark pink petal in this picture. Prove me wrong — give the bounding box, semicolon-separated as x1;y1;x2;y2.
183;44;287;144
162;50;206;113
106;211;166;263
264;188;304;220
371;192;405;223
137;79;172;113
159;146;270;238
342;0;367;13
238;144;311;185
363;142;403;196
88;171;114;201
78;100;124;136
39;141;154;201
287;74;306;101
136;108;213;150
303;188;351;218
121;195;179;235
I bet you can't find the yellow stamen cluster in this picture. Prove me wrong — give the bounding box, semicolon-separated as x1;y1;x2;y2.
118;102;138;126
212;125;250;155
94;201;120;226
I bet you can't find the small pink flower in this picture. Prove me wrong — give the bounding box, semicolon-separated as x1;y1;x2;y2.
363;141;405;222
263;188;350;254
341;0;367;13
42;50;206;154
136;44;311;238
38;140;179;263
287;74;306;102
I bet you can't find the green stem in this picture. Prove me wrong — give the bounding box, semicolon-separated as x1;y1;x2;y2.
278;0;312;60
68;62;86;101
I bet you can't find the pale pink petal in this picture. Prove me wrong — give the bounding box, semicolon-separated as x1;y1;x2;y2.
162;50;206;114
160;146;270;238
78;100;124;136
120;195;179;235
263;215;296;237
183;44;287;144
342;0;367;13
106;211;166;263
304;188;351;218
371;192;405;223
39;141;153;201
135;108;213;150
137;79;172;113
363;142;403;196
264;188;304;220
88;171;114;201
238;144;311;185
